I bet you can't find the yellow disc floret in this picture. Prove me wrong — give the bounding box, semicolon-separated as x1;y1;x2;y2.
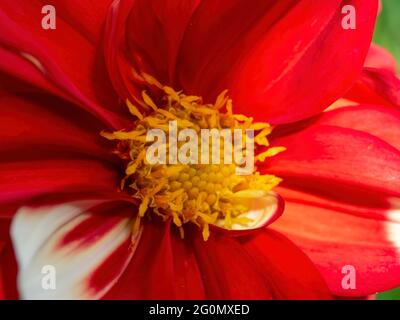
101;73;285;241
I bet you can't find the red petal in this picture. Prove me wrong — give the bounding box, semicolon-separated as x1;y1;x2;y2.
313;104;400;150
365;44;398;72
345;67;400;108
266;125;400;197
0;218;19;300
271;186;400;296
104;0;201;102
104;220;205;299
0;1;125;128
240;229;332;299
178;0;378;124
39;0;114;43
0;158;120;205
0;239;19;300
264;109;400;295
0;93;113;161
192;231;273;299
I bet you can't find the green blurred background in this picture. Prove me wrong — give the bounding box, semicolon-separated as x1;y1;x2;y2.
374;0;400;70
372;0;399;300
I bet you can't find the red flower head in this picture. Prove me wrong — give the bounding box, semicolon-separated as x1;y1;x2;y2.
0;0;399;300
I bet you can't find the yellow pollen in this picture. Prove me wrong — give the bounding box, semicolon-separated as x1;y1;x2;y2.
101;73;285;241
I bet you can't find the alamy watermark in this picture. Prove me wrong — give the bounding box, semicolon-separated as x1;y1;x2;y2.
145;121;255;175
41;264;56;290
341;5;357;30
341;265;356;290
41;5;56;30
41;4;357;31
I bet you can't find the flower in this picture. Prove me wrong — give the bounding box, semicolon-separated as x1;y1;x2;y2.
0;0;399;299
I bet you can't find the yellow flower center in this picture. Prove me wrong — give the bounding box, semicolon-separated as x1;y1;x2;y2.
101;74;285;241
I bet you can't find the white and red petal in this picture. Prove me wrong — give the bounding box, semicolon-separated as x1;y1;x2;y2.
104;220;205;299
11;200;140;299
213;190;284;237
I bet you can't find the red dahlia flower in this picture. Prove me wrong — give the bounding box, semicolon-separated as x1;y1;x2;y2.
1;0;400;300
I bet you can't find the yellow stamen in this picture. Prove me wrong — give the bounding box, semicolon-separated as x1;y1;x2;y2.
163;86;181;102
141;73;163;89
256;147;287;162
202;223;210;241
214;89;228;109
102;77;285;241
142;91;159;111
126;99;144;120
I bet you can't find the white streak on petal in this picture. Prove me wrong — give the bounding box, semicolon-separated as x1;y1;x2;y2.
386;197;400;265
11;200;99;270
388;198;400;223
215;191;281;231
20;52;46;74
386;210;400;255
11;201;139;300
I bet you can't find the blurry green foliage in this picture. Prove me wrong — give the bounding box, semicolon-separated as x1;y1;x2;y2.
378;287;400;300
372;0;399;300
373;0;400;65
